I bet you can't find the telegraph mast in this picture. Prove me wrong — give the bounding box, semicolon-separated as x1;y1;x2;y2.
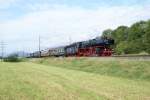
39;35;41;57
0;41;6;60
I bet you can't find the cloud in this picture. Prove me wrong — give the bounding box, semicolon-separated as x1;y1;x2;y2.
0;5;150;54
0;0;15;4
0;0;19;9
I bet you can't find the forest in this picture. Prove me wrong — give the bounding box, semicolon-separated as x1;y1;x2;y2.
102;20;150;55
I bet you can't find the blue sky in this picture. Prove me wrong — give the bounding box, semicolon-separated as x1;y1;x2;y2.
1;0;150;21
0;0;150;55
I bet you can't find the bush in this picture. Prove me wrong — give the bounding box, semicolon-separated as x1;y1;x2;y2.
3;54;21;62
115;41;128;55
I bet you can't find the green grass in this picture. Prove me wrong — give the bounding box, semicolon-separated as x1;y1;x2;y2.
33;57;150;81
0;61;150;100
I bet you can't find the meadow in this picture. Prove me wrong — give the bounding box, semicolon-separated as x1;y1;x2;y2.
35;57;150;81
0;57;150;100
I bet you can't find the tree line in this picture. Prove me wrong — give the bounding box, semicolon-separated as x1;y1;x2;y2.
102;20;150;55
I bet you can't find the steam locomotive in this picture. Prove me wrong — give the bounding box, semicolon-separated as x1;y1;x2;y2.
29;37;114;57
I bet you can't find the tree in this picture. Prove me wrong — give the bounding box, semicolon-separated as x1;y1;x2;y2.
128;21;146;41
100;20;150;55
4;53;21;62
112;26;128;44
115;41;128;55
102;29;113;38
145;20;150;53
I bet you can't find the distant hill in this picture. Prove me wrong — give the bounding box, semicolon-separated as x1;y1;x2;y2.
16;51;30;57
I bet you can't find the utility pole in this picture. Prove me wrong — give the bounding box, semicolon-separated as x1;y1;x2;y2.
0;41;6;61
23;46;25;57
39;35;41;57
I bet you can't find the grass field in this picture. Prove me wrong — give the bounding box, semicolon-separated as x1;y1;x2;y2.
0;58;150;100
34;57;150;81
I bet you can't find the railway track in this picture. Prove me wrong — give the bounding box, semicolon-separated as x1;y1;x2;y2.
112;55;150;60
113;55;150;57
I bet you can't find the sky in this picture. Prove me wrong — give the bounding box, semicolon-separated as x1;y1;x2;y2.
0;0;150;55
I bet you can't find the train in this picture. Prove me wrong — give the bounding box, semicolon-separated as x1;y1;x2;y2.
29;37;114;58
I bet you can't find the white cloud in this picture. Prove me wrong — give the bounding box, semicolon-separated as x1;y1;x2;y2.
0;5;150;54
0;0;15;4
0;0;19;9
